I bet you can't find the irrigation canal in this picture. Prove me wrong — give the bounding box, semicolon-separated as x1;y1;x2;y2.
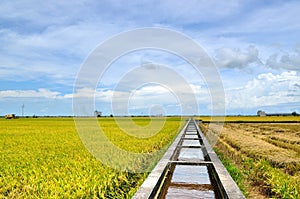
133;118;245;199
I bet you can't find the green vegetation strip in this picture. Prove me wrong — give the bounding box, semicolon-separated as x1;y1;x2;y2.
214;148;248;196
0;117;184;198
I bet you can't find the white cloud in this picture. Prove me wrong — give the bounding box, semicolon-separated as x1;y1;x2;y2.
0;1;135;83
2;70;299;115
0;21;122;83
0;88;60;99
1;1;300;115
71;82;209;115
226;71;300;111
1;0;299;84
214;45;261;68
266;47;300;71
129;84;178;104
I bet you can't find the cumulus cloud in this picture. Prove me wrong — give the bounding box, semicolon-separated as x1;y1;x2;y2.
70;82;211;115
128;84;179;109
214;45;261;68
226;71;300;111
266;48;300;71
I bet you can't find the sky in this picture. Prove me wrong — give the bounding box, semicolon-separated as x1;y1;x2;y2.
0;0;300;116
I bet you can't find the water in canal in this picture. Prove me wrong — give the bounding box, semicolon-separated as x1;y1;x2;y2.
159;164;218;199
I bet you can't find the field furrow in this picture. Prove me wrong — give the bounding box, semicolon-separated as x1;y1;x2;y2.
200;121;300;198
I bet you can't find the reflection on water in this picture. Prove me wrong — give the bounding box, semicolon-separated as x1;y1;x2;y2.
185;131;198;135
184;134;198;139
182;139;201;147
171;165;210;184
178;148;204;161
165;187;215;199
154;122;223;199
160;165;216;199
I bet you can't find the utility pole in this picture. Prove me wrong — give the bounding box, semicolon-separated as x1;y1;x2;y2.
22;103;24;117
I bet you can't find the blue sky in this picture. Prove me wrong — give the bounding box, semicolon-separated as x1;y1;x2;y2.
0;0;299;116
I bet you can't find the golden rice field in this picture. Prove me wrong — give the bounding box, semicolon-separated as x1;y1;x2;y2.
0;117;184;198
2;116;299;198
200;119;300;199
198;115;300;122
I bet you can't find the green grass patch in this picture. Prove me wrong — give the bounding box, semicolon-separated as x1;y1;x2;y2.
214;148;248;196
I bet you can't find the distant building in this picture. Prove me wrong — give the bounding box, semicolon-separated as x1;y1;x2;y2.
5;114;16;119
94;110;102;117
257;110;266;116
